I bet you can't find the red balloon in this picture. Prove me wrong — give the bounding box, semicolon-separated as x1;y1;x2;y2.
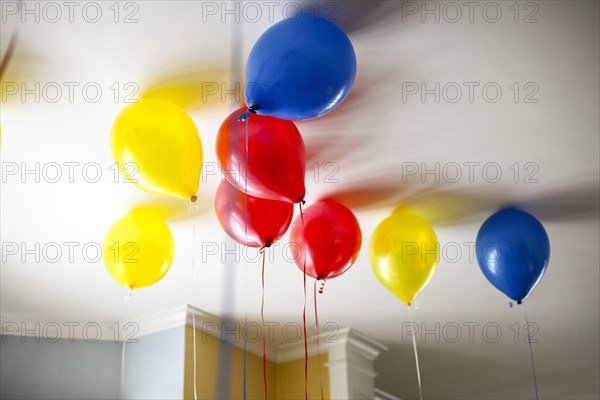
290;199;362;280
216;107;306;203
215;180;294;248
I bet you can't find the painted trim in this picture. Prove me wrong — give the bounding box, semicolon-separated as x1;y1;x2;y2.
1;304;388;365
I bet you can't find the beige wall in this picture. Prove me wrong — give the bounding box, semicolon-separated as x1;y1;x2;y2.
184;327;329;399
276;355;330;400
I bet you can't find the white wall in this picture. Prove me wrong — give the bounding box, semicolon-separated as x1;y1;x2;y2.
0;335;122;399
123;326;186;400
0;326;186;400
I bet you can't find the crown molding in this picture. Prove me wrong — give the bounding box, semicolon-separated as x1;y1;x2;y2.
185;304;281;362
1;316;123;342
1;304;387;366
135;304;188;337
0;304;188;343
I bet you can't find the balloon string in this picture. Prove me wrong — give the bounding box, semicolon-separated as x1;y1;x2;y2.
237;111;250;236
191;308;198;400
121;289;133;400
299;199;307;400
244;113;249;236
299;201;305;225
260;248;268;400
237;112;251;400
523;304;539;400
240;113;250;400
408;306;423;400
243;317;247;400
189;203;199;400
243;263;248;400
303;257;308;400
313;281;324;400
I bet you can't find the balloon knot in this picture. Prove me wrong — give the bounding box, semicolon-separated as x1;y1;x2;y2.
517;300;523;305
190;195;198;203
248;106;257;114
238;111;250;122
301;199;306;205
264;240;273;248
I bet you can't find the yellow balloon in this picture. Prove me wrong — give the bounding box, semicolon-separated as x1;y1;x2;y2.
103;209;175;290
370;210;439;305
111;98;203;201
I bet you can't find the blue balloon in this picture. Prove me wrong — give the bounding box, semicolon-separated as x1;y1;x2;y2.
245;16;357;121
476;208;550;302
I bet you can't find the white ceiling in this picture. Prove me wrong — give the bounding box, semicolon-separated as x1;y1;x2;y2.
1;1;599;398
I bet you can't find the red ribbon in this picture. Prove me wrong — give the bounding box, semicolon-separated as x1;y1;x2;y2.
314;280;324;400
261;248;268;400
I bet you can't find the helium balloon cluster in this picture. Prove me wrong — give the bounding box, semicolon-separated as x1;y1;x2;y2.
370;207;550;306
104;98;204;289
101;16;552;307
102;16;359;290
215;17;362;284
